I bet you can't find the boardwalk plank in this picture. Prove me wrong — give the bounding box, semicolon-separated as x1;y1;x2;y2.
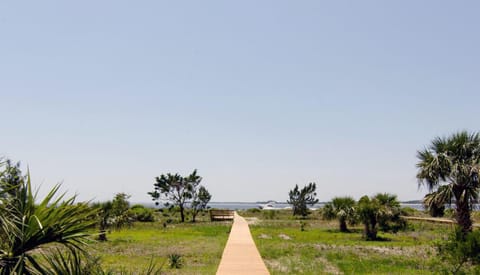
216;212;270;275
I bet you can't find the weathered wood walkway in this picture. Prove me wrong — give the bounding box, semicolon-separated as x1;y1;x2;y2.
402;216;480;227
216;212;270;275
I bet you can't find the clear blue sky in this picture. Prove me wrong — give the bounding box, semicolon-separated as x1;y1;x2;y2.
1;1;479;203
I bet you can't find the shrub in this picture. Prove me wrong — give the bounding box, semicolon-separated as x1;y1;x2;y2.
263;210;277;220
435;229;480;274
130;204;155;222
445;208;456;219
400;207;417;217
300;221;308;231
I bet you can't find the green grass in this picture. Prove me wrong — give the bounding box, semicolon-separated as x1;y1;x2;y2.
84;208;479;274
91;221;231;274
241;210;453;274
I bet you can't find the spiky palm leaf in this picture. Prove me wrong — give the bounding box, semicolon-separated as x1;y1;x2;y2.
0;171;97;274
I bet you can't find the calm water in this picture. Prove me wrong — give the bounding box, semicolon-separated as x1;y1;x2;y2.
139;201;425;211
207;202;425;211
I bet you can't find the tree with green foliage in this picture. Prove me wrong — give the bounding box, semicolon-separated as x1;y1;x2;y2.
149;169;207;222
416;131;480;235
287;182;319;217
0;159;25;199
111;192;132;223
191;186;212;222
96;201;113;241
323;196;357;232
357;193;404;240
94;193;133;241
0;159;97;274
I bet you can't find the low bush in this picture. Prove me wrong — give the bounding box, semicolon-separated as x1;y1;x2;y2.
130;205;155;222
263;210;277;220
435;229;480;274
400;207;417;217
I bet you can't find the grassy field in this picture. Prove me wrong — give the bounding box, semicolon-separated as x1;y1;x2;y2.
88;208;479;274
240;209;456;275
91;218;231;274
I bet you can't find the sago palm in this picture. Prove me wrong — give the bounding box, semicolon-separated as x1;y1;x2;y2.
416;131;480;234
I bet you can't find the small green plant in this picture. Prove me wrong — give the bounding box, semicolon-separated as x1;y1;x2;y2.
400;206;417;217
168;253;183;269
445;208;455;219
248;208;261;214
263;210;277;220
300;221;308;231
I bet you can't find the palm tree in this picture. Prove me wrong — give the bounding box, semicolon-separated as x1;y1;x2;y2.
374;193;404;233
357;193;404;240
416;131;480;234
357;195;379;240
0;164;97;274
322;197;357;232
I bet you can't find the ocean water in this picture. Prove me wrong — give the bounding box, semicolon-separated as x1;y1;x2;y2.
208;202;425;211
139;201;425;211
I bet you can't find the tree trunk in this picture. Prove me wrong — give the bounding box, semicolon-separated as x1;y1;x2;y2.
98;221;108;241
454;186;473;235
98;230;107;241
192;209;197;223
456;198;473;235
363;218;377;241
180;205;185;222
339;218;348;232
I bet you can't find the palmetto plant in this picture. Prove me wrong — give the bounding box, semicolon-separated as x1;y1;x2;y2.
0;163;97;274
322;197;357;232
417;131;480;234
357;193;404;240
374;193;404;233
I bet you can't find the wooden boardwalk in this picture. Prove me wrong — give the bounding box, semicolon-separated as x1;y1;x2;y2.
216;212;270;275
402;216;480;227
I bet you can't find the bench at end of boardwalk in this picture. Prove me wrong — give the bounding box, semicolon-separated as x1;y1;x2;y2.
209;210;235;221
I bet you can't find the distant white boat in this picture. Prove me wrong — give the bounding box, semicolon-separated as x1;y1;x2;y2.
258;201;277;210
